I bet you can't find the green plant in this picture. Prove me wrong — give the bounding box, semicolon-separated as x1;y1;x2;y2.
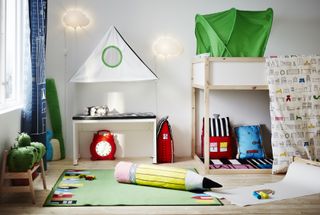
7;146;37;172
30;142;46;162
16;132;31;147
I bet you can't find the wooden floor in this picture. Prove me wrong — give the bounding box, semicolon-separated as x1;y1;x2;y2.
0;158;319;215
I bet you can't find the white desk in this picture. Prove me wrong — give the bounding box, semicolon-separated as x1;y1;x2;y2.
72;113;157;165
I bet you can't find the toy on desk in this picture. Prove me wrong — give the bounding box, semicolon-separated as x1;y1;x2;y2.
85;105;109;116
253;191;269;199
252;189;274;199
64;170;96;180
79;174;96;181
85;175;96;181
114;161;222;191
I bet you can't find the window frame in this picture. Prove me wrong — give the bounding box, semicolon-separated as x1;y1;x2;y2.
0;0;24;114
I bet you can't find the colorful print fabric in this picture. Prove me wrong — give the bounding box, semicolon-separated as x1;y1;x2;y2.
266;56;320;173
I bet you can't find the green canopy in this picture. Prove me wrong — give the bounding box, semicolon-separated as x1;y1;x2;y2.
195;8;273;57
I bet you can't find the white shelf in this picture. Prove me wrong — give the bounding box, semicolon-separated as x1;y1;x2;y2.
72;117;157;165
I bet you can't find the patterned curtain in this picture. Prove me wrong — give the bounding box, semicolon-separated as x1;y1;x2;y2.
266;56;320;173
21;0;47;165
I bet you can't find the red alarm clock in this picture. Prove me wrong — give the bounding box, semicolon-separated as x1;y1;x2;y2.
90;130;116;160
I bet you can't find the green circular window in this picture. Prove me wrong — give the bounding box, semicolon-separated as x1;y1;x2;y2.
101;45;123;68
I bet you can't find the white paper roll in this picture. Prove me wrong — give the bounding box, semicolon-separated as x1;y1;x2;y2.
206;161;320;206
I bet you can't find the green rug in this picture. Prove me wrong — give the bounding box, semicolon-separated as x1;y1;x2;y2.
43;169;223;206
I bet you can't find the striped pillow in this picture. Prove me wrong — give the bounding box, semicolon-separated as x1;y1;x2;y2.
208;117;230;137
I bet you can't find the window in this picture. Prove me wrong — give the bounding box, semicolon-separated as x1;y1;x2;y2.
0;0;27;114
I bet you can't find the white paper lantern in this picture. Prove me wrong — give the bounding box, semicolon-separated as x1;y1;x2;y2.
152;36;183;58
62;9;90;29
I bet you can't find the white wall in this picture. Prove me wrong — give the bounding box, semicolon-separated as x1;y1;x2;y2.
46;0;320;159
0;110;21;162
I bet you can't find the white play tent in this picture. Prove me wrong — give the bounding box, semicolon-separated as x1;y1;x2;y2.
70;26;157;82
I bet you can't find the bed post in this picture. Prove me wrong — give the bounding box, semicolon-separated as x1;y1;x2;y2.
203;58;210;173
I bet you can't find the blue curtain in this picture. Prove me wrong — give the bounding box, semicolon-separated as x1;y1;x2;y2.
21;0;47;166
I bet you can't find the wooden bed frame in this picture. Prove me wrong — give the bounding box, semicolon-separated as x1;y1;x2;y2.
191;57;269;174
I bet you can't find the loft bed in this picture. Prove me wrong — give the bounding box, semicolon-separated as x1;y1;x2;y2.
192;57;267;90
191;57;271;174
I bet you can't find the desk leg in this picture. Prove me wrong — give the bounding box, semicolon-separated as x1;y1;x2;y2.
72;121;78;165
153;119;157;164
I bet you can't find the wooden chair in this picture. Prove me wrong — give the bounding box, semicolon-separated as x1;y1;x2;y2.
0;150;47;204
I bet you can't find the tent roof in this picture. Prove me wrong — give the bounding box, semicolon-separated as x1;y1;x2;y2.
195;8;273;57
70;26;157;83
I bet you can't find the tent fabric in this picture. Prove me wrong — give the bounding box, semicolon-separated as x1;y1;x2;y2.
70;26;157;82
195;8;273;57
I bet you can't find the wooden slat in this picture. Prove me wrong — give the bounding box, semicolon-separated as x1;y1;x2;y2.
4;172;29;179
191;87;196;157
193;84;268;91
192;57;207;64
4;164;40;179
208;57;265;63
193;154;205;175
208;168;272;175
0;150;8;188
209;85;268;90
30;164;40;174
1;186;31;192
39;159;47;190
203;58;210;174
293;157;320;167
192;84;204;89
